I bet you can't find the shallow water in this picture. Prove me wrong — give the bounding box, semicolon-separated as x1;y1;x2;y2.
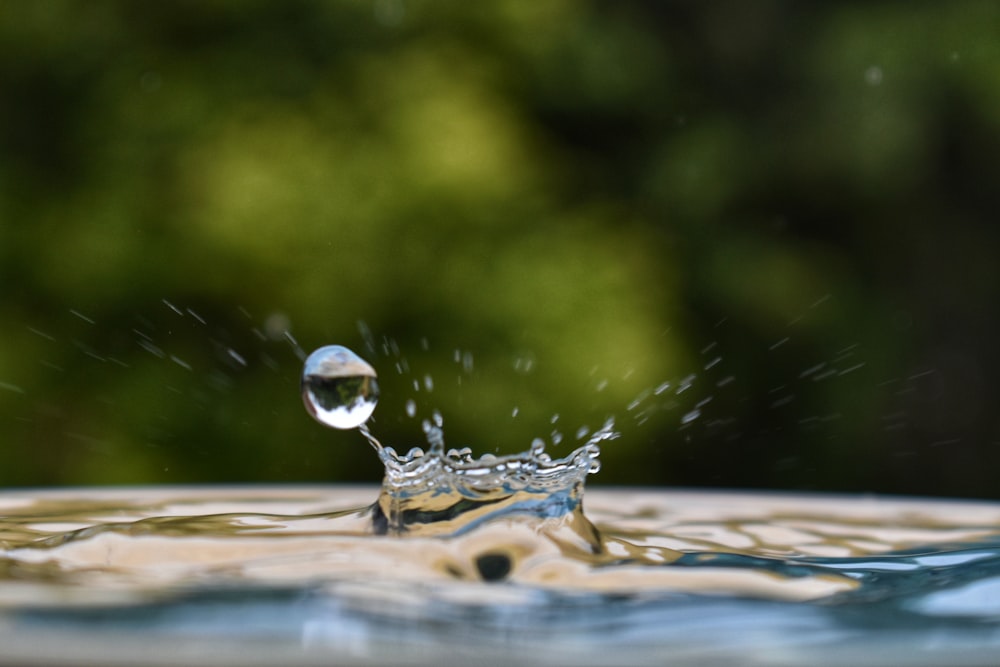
3;486;1000;666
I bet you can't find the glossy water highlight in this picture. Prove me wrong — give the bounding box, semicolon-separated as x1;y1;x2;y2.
300;344;615;537
4;488;1000;666
2;344;1000;666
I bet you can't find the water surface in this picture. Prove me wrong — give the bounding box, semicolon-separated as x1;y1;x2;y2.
3;485;1000;666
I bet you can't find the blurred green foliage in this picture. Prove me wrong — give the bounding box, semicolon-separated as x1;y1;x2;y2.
1;2;998;497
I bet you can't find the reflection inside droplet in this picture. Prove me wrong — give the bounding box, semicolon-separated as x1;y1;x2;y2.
301;344;615;536
301;345;379;429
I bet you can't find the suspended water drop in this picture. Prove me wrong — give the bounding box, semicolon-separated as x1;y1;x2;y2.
676;374;696;394
301;345;379;429
681;408;701;425
421;415;445;450
227;348;247;367
405;399;417;418
513;354;535;374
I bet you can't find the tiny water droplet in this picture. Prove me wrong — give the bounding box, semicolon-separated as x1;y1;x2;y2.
681;408;701;425
405;399;416;418
301;345;379;429
227;348;247;367
676;374;695;395
513;355;535;374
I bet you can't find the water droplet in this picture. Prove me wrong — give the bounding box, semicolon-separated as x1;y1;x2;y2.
301;345;379;430
227;348;247;367
769;337;790;351
421;416;445;450
69;309;95;324
162;299;184;316
513;354;535;374
170;355;192;371
676;374;696;395
681;409;701;425
405;399;416;418
864;65;883;86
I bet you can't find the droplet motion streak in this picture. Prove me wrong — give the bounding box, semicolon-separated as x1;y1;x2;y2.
4;340;1000;665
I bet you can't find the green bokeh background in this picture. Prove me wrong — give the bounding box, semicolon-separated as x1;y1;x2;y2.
1;2;998;497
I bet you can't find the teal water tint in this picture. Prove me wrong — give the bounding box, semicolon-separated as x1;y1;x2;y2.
3;487;1000;666
2;345;999;666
